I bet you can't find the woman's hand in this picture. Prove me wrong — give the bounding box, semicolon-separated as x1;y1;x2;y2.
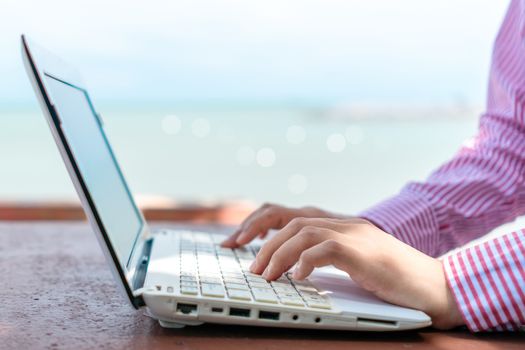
221;203;348;248
249;217;465;330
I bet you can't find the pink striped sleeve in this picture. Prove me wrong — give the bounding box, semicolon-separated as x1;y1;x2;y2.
359;0;525;332
443;230;525;331
360;0;525;258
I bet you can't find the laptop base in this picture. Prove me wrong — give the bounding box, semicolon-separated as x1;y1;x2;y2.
158;320;194;328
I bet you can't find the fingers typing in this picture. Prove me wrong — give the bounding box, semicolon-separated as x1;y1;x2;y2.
252;217;345;276
292;239;349;280
221;204;285;247
261;227;339;280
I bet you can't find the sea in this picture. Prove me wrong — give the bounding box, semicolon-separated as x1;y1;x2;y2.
1;104;479;215
6;103;525;244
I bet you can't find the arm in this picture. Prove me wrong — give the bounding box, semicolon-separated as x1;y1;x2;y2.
248;216;525;331
443;230;525;331
225;1;525;256
361;0;525;257
360;112;525;257
222;1;525;331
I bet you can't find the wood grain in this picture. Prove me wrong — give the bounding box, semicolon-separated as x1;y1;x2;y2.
0;199;255;224
0;222;523;350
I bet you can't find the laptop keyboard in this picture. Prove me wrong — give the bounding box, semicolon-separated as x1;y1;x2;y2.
175;231;331;310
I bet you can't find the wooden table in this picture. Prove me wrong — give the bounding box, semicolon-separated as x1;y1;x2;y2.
1;222;523;349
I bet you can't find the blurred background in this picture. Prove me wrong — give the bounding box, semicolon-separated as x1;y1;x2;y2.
0;1;512;220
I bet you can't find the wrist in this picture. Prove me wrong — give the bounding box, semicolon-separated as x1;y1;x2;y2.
426;260;465;329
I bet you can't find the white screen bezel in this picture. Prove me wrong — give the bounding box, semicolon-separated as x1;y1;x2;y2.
21;35;150;308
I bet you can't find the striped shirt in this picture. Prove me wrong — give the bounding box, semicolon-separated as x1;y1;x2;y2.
360;0;525;332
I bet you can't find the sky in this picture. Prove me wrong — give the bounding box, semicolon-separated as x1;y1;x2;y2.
0;0;510;108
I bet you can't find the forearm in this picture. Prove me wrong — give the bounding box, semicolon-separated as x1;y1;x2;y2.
360;114;525;257
362;0;525;257
360;189;440;256
442;230;525;331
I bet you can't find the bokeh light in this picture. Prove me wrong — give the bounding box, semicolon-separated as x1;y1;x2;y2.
286;125;306;145
345;125;364;145
191;118;211;138
256;147;276;167
161;115;182;135
326;133;346;152
288;174;308;194
236;146;255;166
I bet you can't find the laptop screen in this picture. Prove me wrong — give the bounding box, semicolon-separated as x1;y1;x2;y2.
44;74;143;267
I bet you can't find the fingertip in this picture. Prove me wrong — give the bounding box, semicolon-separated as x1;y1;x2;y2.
221;229;243;247
262;263;283;281
251;252;266;274
261;265;272;280
220;237;238;248
251;263;265;275
292;270;303;280
235;232;249;245
249;260;257;273
292;262;306;280
219;237;231;246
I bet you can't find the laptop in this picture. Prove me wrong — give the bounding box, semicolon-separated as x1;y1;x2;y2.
21;35;431;331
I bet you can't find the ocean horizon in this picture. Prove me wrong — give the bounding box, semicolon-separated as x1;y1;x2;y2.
1;103;480;216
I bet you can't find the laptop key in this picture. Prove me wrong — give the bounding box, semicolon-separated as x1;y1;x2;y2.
249;281;272;289
180;281;198;288
278;292;301;300
295;285;318;293
180;286;199;295
180;271;197;277
271;281;295;290
279;298;305;307
244;272;262;278
222;271;244;278
224;276;246;284
306;300;331;309
180;275;197;282
200;277;222;284
225;282;249;290
201;283;225;297
228;289;252;301
300;291;323;299
252;288;278;303
246;275;266;282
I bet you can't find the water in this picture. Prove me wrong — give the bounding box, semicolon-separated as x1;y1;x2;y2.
1;106;479;215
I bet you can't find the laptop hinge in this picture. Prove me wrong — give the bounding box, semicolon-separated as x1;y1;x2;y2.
131;238;153;300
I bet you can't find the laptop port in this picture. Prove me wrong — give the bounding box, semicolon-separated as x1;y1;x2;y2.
176;303;197;315
229;308;250;317
211;307;223;313
357;317;398;327
258;311;280;321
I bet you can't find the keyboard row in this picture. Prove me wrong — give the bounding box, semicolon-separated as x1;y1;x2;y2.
178;273;331;309
176;235;331;309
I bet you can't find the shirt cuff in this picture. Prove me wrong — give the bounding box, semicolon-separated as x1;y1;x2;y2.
359;190;441;256
442;230;525;332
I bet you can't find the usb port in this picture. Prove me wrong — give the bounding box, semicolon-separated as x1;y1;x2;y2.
229;308;251;317
258;310;280;321
176;303;197;315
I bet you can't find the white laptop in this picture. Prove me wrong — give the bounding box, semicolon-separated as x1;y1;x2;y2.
21;35;431;331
